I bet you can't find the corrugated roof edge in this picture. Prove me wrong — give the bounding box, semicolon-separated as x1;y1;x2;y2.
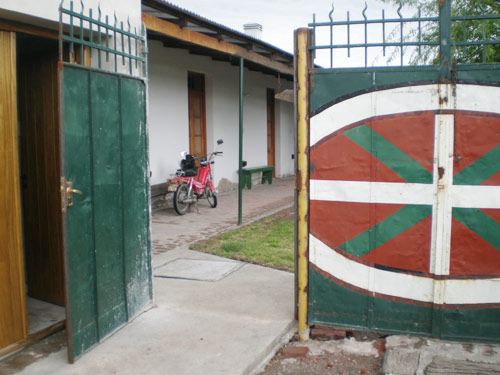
142;0;294;62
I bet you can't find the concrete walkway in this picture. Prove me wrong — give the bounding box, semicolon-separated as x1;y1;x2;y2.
5;179;296;375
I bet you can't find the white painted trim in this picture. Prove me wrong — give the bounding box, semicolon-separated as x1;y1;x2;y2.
451;185;500;209
444;278;500;305
310;84;500;147
429;113;441;275
310;180;434;205
310;179;500;210
310;234;434;302
432;114;455;276
310;234;500;305
456;84;500;114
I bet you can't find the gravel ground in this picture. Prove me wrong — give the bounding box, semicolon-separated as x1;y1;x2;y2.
258;332;385;375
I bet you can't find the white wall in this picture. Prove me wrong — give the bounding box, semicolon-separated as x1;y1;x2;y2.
276;100;295;177
0;0;142;30
148;40;294;190
0;1;144;76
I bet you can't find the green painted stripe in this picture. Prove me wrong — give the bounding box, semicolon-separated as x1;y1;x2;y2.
454;145;500;185
339;205;432;258
344;125;433;183
453;208;500;252
309;68;440;115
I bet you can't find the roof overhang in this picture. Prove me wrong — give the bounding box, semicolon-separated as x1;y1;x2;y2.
142;0;294;80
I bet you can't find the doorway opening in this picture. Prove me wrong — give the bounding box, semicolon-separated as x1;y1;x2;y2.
188;72;207;159
266;88;276;176
17;33;66;338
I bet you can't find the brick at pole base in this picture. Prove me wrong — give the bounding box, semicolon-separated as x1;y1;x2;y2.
310;325;350;340
279;346;309;359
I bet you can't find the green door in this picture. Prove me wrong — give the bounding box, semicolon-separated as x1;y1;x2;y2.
61;65;151;361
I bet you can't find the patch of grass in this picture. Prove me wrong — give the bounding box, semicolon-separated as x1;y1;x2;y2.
190;214;294;272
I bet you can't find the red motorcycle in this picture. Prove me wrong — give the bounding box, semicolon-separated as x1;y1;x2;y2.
168;139;223;215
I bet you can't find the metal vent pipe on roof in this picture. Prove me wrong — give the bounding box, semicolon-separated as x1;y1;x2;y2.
243;23;262;39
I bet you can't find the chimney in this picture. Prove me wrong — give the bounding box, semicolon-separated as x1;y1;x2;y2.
243;23;262;39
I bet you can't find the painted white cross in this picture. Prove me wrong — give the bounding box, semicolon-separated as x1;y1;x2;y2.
309;84;500;305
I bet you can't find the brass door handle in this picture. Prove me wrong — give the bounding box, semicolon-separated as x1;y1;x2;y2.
61;178;83;213
67;187;83;195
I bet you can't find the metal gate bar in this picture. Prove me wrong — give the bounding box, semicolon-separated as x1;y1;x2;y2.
309;1;500;68
59;0;147;77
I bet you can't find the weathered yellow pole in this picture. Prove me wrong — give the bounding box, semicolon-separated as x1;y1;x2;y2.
294;27;311;341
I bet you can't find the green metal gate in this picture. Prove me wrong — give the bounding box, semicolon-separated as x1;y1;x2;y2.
295;0;500;343
59;2;151;361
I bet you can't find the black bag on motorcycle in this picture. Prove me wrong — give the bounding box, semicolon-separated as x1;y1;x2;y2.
180;154;197;176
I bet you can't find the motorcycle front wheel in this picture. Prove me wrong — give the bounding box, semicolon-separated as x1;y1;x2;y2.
174;183;191;215
205;185;217;208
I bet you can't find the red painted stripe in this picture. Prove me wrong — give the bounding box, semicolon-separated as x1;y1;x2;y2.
310;133;406;183
310;201;404;250
366;112;435;174
450;217;500;275
361;215;432;273
453;114;500;180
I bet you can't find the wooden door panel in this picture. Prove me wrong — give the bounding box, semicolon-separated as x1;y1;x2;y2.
188;74;206;158
267;89;275;173
18;43;64;306
0;31;28;349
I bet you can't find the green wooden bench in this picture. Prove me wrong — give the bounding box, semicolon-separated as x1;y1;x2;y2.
242;165;274;189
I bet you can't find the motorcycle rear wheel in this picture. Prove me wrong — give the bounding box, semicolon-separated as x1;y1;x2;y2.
205;185;217;208
174;183;191;215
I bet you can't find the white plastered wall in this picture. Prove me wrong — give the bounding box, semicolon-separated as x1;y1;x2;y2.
0;1;144;77
0;0;141;30
148;40;294;191
275;100;295;177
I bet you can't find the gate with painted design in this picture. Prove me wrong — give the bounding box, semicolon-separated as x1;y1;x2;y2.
295;0;500;342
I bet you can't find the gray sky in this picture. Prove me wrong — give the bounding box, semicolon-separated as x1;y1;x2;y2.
166;0;403;67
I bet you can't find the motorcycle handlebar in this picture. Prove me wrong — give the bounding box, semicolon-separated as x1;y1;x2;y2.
196;151;223;164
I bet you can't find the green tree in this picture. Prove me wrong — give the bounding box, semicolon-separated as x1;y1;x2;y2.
382;0;500;64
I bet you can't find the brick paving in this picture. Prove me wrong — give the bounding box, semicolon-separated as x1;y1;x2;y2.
152;177;294;254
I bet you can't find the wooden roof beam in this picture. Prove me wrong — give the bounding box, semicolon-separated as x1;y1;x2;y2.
169;18;188;28
142;13;293;75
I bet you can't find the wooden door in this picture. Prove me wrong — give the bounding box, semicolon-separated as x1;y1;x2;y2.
18;39;64;306
188;72;206;158
0;31;28;350
267;89;275;173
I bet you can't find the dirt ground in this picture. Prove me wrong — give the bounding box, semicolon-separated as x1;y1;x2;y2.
256;209;385;375
258;331;385;375
257;208;384;374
